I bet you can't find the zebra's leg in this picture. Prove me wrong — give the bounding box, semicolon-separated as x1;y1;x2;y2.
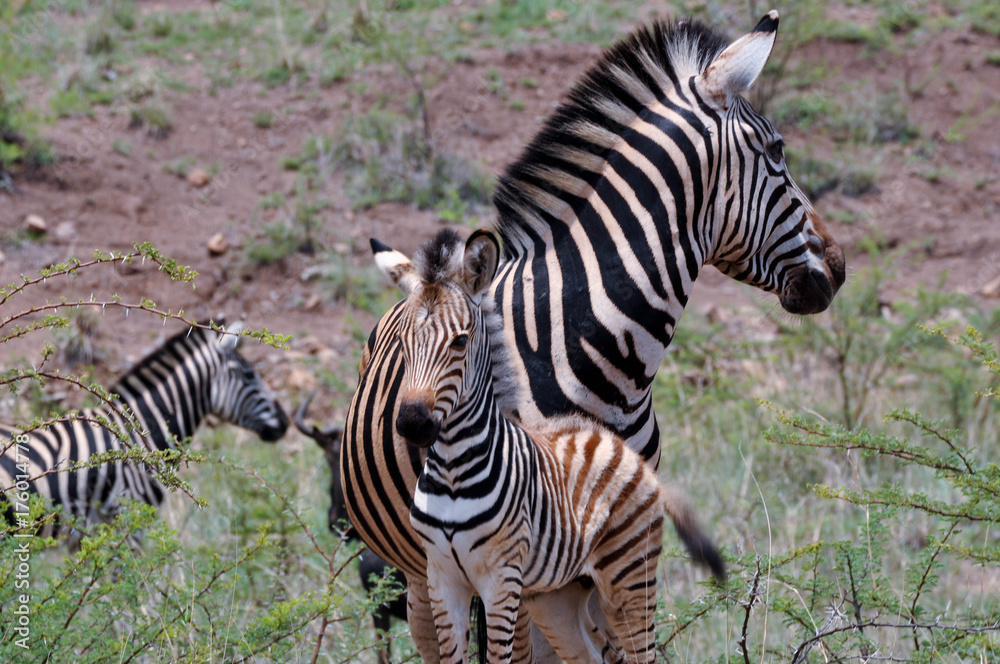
406;575;443;664
425;559;474;664
511;601;536;664
528;620;562;664
477;574;526;664
593;557;659;664
522;583;620;664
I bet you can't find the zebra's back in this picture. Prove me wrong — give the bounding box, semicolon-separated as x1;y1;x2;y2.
0;410;152;537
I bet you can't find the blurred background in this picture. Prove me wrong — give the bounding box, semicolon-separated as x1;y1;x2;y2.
1;1;999;662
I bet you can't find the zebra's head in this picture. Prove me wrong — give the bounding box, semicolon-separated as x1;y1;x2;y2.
372;230;500;448
209;324;289;442
696;11;845;314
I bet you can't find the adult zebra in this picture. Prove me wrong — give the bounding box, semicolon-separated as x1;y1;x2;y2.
0;323;289;544
342;11;845;661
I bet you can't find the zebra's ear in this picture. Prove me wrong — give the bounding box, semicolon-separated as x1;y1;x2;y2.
698;10;778;109
461;230;499;302
371;238;421;294
219;321;245;353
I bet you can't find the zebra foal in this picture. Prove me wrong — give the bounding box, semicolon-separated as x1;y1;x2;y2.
0;323;289;543
374;229;722;664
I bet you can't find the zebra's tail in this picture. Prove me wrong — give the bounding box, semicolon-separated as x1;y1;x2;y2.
662;487;727;581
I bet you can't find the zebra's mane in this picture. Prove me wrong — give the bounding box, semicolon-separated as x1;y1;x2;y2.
110;324;217;393
415;229;464;286
493;18;729;259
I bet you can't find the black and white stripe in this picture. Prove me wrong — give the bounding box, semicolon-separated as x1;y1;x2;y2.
342;12;844;661
1;324;288;542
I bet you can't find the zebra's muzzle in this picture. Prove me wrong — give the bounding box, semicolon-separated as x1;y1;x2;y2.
780;267;836;315
396;401;441;448
256;404;289;442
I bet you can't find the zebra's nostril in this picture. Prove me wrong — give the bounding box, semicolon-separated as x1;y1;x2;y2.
396;402;441;447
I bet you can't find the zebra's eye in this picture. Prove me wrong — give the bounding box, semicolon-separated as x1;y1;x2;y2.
766;140;784;163
450;334;469;350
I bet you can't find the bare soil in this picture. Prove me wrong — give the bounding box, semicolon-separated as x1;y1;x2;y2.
2;19;1000;412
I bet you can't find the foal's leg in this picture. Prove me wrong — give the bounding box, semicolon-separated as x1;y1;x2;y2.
523;583;623;664
478;572;528;664
426;559;474;664
593;550;660;663
511;603;536;664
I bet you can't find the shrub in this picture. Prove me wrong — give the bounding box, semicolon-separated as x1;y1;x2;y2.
0;244;396;663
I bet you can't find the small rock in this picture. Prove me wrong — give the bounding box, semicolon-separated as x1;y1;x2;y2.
303;293;321;311
0;249;5;265
332;243;350;255
207;233;229;256
236;137;248;148
187;168;211;187
458;21;476;33
25;214;47;233
286;367;317;392
546;9;568;22
704;305;732;325
982;275;1000;298
317;348;337;365
54;221;77;244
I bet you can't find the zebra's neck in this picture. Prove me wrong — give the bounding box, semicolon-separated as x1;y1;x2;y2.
109;341;214;450
486;91;721;453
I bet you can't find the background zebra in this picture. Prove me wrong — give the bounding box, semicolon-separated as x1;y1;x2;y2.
0;323;289;545
342;11;845;662
375;229;723;664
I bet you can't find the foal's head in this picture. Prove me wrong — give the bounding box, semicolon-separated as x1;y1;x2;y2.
372;229;500;448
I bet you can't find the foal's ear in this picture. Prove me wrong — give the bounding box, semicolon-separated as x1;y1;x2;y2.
698;10;779;109
371;238;421;294
461;230;499;302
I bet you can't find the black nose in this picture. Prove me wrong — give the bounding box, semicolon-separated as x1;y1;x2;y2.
780;268;835;315
258;404;289;442
396;401;441;447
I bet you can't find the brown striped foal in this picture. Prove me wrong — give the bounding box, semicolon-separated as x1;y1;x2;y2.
373;229;723;664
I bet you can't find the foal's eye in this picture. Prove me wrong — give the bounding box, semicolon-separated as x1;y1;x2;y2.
450;334;469;350
766;140;784;163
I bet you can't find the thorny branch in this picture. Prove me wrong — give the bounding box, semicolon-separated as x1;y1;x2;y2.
790;616;1000;663
739;558;763;664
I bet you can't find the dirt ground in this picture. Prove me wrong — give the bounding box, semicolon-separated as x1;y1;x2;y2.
2;12;1000;412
